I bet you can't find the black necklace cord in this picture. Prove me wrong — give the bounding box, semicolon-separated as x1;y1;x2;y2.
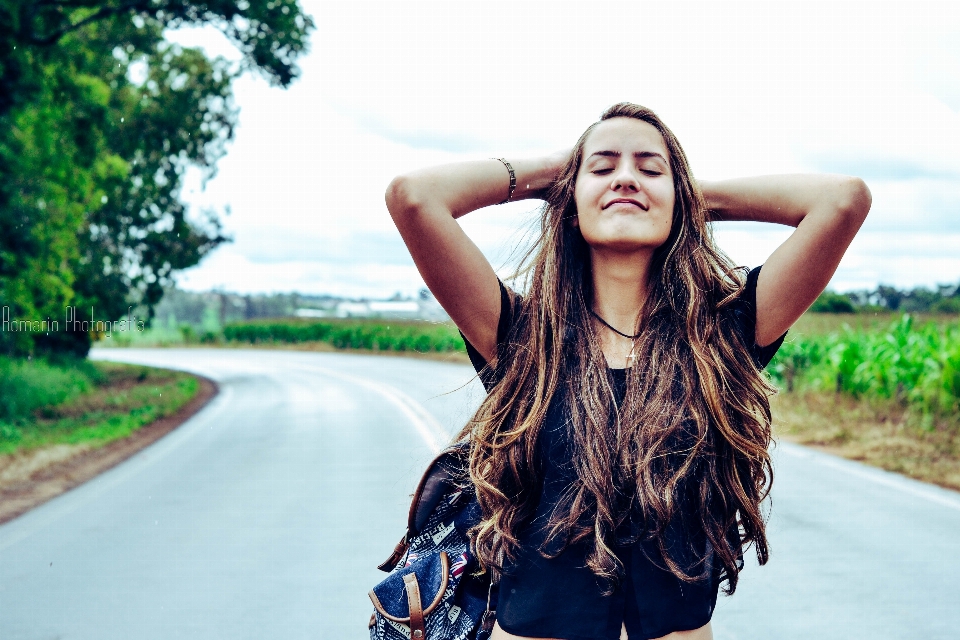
588;308;642;340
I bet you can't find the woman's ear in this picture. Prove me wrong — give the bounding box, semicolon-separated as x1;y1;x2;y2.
571;215;579;228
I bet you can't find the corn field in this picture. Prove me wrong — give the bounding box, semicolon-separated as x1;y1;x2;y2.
222;318;466;354
769;315;960;426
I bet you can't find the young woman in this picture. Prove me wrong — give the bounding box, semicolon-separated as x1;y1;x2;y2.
385;103;871;640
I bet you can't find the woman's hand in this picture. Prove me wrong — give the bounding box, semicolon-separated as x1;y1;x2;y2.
699;174;872;347
386;153;568;361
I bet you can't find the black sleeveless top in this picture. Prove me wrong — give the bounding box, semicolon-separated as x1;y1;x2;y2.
462;266;785;640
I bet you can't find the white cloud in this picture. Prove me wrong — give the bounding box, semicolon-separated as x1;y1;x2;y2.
862;179;960;231
831;231;960;291
168;0;960;296
175;244;426;298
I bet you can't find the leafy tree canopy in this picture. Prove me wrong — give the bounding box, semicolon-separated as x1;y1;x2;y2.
0;0;313;356
809;291;856;314
811;282;960;314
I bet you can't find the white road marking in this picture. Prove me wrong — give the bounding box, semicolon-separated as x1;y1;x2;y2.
778;441;960;512
293;363;450;454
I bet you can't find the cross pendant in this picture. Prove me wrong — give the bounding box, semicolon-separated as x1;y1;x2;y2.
626;348;637;368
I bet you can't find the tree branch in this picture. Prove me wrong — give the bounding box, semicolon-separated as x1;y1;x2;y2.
24;0;154;46
35;0;105;8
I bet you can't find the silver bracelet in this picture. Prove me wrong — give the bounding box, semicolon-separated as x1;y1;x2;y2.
493;158;516;204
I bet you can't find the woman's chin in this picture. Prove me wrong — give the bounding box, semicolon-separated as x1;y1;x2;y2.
584;234;668;256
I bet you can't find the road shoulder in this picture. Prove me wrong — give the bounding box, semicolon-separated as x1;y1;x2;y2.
0;375;218;525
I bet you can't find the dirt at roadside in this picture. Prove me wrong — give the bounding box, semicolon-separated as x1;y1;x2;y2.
0;376;218;525
772;391;960;493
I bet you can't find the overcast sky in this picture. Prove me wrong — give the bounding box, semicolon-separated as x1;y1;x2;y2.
168;0;960;298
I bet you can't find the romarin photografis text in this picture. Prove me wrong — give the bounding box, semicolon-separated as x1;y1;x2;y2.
0;306;145;336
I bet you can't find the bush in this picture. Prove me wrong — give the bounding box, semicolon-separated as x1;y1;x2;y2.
180;325;196;343
0;357;93;422
810;291;856;313
931;298;960;314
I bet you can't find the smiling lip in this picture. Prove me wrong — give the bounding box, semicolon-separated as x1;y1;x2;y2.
603;198;646;210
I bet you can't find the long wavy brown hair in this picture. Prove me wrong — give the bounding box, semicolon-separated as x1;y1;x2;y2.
457;103;777;595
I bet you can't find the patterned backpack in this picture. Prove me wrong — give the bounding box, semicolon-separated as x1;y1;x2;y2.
369;443;496;640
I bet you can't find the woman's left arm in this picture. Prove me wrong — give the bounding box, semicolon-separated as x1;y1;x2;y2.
701;174;872;347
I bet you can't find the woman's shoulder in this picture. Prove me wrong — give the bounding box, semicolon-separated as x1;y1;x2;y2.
462;279;523;391
724;265;786;370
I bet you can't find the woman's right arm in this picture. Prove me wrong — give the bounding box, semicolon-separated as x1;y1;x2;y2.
385;156;564;362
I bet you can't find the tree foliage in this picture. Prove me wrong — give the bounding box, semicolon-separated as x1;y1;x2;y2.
0;0;313;356
811;282;960;314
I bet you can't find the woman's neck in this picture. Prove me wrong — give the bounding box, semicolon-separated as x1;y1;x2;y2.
589;248;653;331
589;249;654;368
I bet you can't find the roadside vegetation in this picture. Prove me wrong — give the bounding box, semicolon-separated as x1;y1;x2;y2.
770;314;960;423
0;357;199;456
768;312;960;490
223;318;465;353
103;317;468;355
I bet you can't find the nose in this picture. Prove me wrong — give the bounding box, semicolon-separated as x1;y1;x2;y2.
610;166;640;192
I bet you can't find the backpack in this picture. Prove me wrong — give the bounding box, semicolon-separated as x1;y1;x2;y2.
368;443;497;640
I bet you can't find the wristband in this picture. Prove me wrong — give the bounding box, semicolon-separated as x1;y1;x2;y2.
493;158;516;204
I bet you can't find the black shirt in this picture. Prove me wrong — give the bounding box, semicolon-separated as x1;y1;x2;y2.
463;266;785;640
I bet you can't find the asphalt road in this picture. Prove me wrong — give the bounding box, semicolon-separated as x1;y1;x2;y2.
1;348;958;639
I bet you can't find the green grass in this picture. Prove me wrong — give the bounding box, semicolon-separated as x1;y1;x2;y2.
0;357;199;455
0;357;97;424
101;325;192;348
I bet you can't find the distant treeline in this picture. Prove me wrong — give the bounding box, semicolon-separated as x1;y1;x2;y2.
151;287;441;332
152;289;339;330
153;281;960;331
812;283;960;314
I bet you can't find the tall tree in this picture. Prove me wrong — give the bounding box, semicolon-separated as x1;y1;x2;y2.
0;0;313;356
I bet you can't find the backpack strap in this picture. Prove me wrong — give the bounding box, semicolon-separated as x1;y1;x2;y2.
376;443;469;573
403;572;426;639
407;442;470;535
377;536;408;572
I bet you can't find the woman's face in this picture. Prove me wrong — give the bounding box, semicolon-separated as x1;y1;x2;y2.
573;117;676;254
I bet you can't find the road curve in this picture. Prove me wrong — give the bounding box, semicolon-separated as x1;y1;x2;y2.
0;348;957;639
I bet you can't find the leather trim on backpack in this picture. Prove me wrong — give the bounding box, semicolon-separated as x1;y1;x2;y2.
404;572;426;639
368;551;451;623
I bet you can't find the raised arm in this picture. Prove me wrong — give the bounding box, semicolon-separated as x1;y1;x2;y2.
701;174;872;347
386;155;564;362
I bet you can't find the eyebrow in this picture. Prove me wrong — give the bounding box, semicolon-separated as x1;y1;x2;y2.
586;150;668;163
